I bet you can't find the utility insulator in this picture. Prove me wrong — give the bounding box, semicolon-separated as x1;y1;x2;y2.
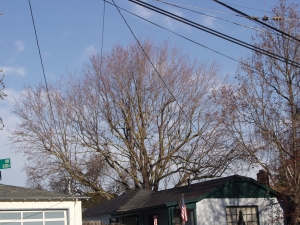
272;16;284;20
262;16;268;21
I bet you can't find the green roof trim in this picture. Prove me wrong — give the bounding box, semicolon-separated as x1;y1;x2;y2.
165;176;279;207
206;181;277;198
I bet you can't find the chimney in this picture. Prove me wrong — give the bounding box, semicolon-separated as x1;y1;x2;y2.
257;170;270;187
187;178;191;188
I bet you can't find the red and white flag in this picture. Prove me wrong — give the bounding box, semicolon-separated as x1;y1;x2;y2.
153;215;158;225
179;195;188;224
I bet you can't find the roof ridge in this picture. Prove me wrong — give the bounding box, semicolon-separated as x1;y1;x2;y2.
138;189;154;208
156;175;245;193
0;184;69;194
118;188;142;209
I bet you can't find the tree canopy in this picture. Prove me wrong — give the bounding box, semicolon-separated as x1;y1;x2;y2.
11;39;238;200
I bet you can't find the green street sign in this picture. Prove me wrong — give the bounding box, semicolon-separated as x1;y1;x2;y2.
0;158;11;169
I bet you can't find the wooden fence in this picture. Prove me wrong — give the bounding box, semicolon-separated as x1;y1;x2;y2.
83;221;125;225
82;221;103;225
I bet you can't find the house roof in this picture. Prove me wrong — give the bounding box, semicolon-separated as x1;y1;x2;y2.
83;189;153;217
83;175;278;218
0;184;89;201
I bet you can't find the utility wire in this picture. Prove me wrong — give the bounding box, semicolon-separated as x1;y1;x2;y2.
157;0;276;35
221;1;292;17
213;0;300;43
100;0;106;63
129;0;300;67
28;0;68;160
105;1;242;63
156;0;296;21
157;0;300;51
156;0;243;17
105;1;298;88
110;0;201;133
28;0;56;123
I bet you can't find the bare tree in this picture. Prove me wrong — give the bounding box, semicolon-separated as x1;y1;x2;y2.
217;0;300;223
11;83;115;200
11;39;237;199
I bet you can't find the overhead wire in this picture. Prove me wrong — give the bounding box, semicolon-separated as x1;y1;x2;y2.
221;1;292;18
156;0;277;36
213;0;300;43
28;0;57;126
28;0;77;184
105;1;243;63
105;1;299;88
129;0;300;67
100;0;106;64
156;0;243;17
157;0;298;21
156;0;300;52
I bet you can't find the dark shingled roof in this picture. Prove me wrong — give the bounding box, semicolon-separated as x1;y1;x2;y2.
142;175;245;208
83;189;153;218
0;184;88;201
83;175;254;218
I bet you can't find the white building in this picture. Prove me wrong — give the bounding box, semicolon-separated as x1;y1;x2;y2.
83;175;287;225
0;184;88;225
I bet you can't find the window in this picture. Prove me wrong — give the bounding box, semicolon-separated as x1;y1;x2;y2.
0;211;66;225
226;206;258;225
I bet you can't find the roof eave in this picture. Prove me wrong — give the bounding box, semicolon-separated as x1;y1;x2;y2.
0;196;90;201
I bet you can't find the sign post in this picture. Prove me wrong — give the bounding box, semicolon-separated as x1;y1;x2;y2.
0;158;11;169
0;158;11;181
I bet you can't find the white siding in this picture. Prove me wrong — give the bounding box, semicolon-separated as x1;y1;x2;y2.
196;198;285;225
0;200;82;225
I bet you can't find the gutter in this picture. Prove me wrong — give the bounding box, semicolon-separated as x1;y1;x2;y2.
0;196;90;201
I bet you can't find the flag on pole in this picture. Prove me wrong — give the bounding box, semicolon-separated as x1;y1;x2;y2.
153;214;158;225
179;194;188;224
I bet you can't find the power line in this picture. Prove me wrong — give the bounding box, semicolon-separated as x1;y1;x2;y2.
156;0;243;17
28;0;56;121
157;0;277;36
157;0;300;51
129;0;300;68
105;1;243;63
28;0;68;158
105;1;298;88
213;0;300;43
100;0;106;68
221;1;292;18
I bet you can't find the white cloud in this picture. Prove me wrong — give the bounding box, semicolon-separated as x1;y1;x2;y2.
133;4;153;19
15;40;25;54
1;88;22;104
79;45;97;63
202;15;217;27
84;45;97;56
1;66;26;77
130;2;186;29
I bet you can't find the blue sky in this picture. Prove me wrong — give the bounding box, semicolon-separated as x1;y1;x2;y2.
0;0;288;187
